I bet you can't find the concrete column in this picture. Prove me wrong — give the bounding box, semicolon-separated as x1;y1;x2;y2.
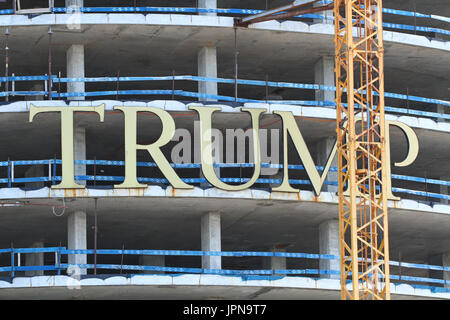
139;255;166;274
440;185;448;205
429;252;450;288
444;253;450;289
25;241;44;277
68;125;87;276
199;0;217;16
316;137;338;193
66;0;83;8
66;44;85;101
201;211;221;269
198;46;218;102
74;125;86;185
263;247;287;275
25;83;44;101
25;165;45;189
314;56;335;104
319;219;340;279
267;90;284;102
439;174;448;205
67;211;87;275
436;104;447;123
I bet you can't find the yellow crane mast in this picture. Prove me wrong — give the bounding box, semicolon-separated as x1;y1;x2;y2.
236;0;390;300
334;0;390;300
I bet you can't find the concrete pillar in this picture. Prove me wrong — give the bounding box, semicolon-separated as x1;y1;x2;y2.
319;219;340;279
439;174;448;205
25;83;44;101
263;247;287;275
25;165;45;189
436;104;447;123
25;241;44;277
198;46;218;102
199;0;217;16
139;255;166;274
429;252;450;288
267;90;284;102
74;125;86;185
68;124;87;276
314;56;335;104
444;253;450;289
67;211;87;275
316;137;338;193
66;0;83;8
66;44;85;101
201;211;221;269
440;185;448;205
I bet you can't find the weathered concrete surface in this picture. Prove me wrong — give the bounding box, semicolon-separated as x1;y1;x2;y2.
0;274;447;300
66;45;85;101
198;46;218;101
67;211;87;275
24;241;44;277
319;219;339;279
201;211;222;269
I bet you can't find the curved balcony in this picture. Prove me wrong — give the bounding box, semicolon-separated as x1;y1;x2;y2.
0;246;448;299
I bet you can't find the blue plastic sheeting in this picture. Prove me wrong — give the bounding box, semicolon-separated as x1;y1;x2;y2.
390;274;450;285
4;247;450;273
1;247;449;289
34;86;450;119
60;248;337;259
3;74;448;109
0;5;448;36
45;5;450;27
3;173;447;200
57;263;333;276
392;188;450;201
1;158;448;200
13;247;62;253
390;260;447;272
0;265;57;272
383;22;450;35
392;174;450;187
2;91;444;120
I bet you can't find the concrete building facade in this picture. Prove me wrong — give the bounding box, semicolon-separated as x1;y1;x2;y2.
0;0;448;300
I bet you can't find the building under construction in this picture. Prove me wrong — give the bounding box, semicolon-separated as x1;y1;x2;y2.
0;0;448;300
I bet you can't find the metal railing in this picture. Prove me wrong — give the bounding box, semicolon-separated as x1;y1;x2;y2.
1;75;448;121
0;160;448;203
0;246;448;293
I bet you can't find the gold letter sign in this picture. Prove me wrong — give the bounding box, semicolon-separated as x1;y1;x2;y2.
27;105;419;198
189;106;266;191
113;106;192;189
29;104;105;189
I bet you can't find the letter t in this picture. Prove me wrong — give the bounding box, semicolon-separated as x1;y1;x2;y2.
29;104;105;189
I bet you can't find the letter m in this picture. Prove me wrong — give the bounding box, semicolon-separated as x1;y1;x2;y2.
273;111;336;195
